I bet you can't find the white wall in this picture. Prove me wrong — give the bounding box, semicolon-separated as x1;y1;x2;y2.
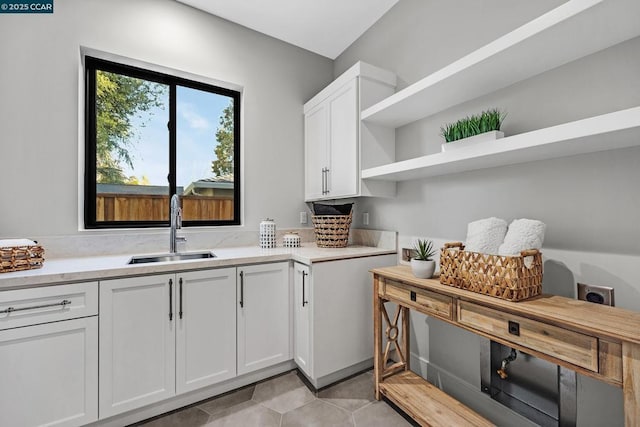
0;0;333;248
336;0;640;425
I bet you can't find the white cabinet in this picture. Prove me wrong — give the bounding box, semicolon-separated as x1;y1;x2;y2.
0;282;98;427
304;61;396;201
237;262;290;375
293;254;396;388
176;268;237;394
304;79;358;200
304;100;330;201
293;262;311;376
99;274;175;418
99;268;237;417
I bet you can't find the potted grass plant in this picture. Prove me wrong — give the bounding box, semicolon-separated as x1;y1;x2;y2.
410;239;437;279
440;108;506;152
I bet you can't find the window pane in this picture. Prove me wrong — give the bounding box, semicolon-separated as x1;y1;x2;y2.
176;86;235;222
86;56;241;228
95;70;169;222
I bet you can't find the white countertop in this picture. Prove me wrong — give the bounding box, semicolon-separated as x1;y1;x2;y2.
0;244;397;291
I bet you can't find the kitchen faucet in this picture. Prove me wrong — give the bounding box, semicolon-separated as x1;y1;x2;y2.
170;194;186;253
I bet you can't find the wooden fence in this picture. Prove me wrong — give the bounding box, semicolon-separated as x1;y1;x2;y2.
96;194;234;222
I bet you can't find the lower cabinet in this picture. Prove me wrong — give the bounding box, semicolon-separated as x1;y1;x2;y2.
237;262;291;375
293;263;311;375
176;269;237;394
293;254;396;386
99;268;237;418
0;282;99;427
99;262;290;418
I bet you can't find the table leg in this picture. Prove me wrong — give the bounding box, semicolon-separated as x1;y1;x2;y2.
402;306;410;372
623;341;640;426
373;275;383;400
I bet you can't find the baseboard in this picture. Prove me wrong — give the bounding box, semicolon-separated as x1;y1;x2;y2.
299;358;374;389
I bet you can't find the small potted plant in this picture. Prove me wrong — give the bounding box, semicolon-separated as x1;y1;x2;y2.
410;239;437;279
440;108;506;152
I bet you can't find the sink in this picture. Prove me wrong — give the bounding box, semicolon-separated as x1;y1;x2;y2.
128;251;216;265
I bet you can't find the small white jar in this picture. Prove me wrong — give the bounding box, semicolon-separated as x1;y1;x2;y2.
282;232;301;248
259;218;277;248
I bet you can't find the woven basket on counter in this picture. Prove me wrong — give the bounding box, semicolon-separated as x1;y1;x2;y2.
439;242;542;302
0;245;45;273
311;212;352;248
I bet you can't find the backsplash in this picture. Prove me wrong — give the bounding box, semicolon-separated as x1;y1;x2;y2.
31;228;397;259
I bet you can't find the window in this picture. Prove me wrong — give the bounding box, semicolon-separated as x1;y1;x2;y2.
84;56;240;228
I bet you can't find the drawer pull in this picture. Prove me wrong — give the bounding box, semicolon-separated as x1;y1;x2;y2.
410;291;417;302
239;271;244;308
0;299;71;314
508;320;520;336
302;271;309;307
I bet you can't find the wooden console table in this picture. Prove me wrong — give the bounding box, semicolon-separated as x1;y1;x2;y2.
372;265;640;426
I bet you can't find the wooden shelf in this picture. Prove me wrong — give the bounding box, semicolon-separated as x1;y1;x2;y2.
362;106;640;182
361;0;640;128
379;371;494;426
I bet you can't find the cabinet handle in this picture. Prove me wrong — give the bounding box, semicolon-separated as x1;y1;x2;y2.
321;168;326;194
179;277;183;319
324;167;330;194
169;278;173;321
0;299;71;314
302;271;309;307
239;271;244;308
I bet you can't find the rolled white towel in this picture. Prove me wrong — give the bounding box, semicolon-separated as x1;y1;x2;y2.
464;217;508;255
498;219;546;256
0;238;37;247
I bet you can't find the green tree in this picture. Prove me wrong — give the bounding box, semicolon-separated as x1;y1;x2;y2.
211;100;234;177
96;71;166;183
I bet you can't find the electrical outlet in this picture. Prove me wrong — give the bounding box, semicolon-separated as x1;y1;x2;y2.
362;212;369;225
577;283;615;306
299;211;307;224
402;248;416;262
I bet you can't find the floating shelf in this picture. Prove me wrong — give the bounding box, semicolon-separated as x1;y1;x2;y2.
361;0;640;128
361;107;640;182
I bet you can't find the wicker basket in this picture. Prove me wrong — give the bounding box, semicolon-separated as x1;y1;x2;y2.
311;212;352;248
439;242;542;302
0;245;45;273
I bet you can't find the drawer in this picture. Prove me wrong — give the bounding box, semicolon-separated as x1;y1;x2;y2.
458;301;598;372
0;282;98;330
382;279;453;320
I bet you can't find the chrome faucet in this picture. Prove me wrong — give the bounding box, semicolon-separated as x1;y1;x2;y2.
170;194;186;253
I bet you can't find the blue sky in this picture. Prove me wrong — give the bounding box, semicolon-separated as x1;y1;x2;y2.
122;86;232;187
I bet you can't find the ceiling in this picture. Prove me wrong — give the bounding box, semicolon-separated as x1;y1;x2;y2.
175;0;399;59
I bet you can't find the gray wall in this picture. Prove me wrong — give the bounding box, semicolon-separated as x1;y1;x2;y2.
0;0;333;241
336;0;640;425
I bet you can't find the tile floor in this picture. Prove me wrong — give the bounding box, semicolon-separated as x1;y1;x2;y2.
132;370;415;427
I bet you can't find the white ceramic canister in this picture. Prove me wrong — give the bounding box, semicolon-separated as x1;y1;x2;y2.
282;232;301;248
259;218;277;248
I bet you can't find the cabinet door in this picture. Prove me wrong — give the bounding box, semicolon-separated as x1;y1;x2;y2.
99;274;175;418
0;317;98;427
293;262;312;377
237;262;290;375
313;254;396;379
304;102;328;201
327;78;359;198
176;268;236;394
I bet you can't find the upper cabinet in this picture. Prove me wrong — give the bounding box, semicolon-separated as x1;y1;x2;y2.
304;61;397;201
359;0;640;182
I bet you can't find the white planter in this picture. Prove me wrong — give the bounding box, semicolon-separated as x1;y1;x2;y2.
410;259;436;279
441;130;504;152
